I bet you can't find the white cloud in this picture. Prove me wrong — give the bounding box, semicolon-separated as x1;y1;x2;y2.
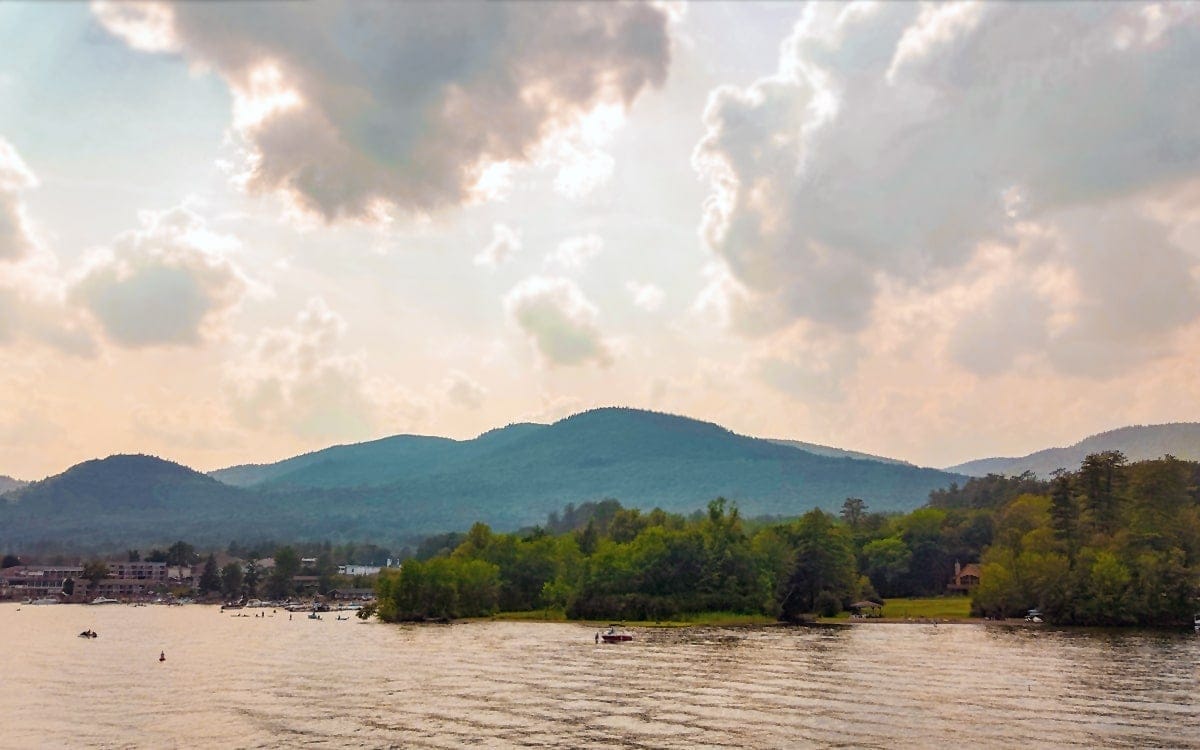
443;370;487;410
473;223;521;269
225;297;428;441
0;138;96;356
97;2;672;221
504;275;612;367
625;280;665;312
694;2;1200;379
0;137;38;262
72;205;252;348
545;234;603;271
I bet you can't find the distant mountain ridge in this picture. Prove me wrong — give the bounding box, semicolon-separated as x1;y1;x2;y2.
0;408;965;548
946;423;1200;478
0;475;26;495
767;439;912;466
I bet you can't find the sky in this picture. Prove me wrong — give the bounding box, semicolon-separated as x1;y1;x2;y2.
1;1;1199;480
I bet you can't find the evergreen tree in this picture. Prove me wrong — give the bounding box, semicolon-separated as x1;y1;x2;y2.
220;562;244;600
1048;471;1077;554
198;553;221;594
1079;451;1126;536
780;509;856;620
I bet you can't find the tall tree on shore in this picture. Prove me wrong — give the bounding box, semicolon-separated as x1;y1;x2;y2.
220;562;243;600
1079;451;1126;536
198;554;221;594
779;509;856;620
840;497;866;531
1048;470;1077;556
265;546;300;599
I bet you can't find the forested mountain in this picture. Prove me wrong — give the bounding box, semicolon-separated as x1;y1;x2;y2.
210;422;546;489
947;423;1200;478
0;475;26;495
767;439;911;466
0;455;265;548
205;408;961;530
0;409;964;549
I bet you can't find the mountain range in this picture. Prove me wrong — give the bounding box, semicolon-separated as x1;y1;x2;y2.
4;410;1198;551
946;423;1200;478
0;408;960;549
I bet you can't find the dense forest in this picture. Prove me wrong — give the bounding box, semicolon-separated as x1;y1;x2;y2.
369;454;1200;627
972;453;1200;625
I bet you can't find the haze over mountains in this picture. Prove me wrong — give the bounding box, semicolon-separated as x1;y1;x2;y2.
4;410;1198;551
1;408;959;549
947;423;1200;478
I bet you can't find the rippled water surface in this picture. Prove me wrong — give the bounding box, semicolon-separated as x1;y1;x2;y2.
2;603;1198;748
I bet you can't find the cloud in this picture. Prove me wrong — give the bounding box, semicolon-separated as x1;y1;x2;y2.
693;3;1200;377
96;2;672;221
226;297;428;441
0;138;38;262
473;223;521;269
545;234;603;271
72;205;251;348
504;275;612;367
443;370;487;410
625;280;665;312
0;138;96;356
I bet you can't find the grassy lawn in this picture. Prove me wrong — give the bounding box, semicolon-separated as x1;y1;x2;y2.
879;597;972;620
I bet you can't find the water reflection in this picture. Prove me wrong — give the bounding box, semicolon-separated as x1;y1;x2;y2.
0;604;1197;748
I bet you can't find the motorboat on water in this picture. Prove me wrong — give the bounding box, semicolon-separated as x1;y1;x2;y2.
78;629;98;638
598;625;633;643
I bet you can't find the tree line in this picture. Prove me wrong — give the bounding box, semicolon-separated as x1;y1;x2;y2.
371;455;1200;626
973;452;1200;625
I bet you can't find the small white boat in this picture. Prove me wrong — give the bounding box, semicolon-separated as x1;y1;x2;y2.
30;597;60;605
90;597;120;605
598;625;633;643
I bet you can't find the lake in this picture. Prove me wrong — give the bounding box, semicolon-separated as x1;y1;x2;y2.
1;603;1198;748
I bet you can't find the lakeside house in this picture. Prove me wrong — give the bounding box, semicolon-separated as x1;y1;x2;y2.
947;561;982;594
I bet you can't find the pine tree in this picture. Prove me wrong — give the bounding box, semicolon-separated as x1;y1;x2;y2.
198;554;221;594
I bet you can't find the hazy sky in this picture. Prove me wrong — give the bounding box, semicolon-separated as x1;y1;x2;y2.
2;1;1198;479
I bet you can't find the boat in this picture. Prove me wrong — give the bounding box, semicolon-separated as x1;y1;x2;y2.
599;625;633;643
78;629;98;638
308;612;322;620
90;597;120;605
30;597;60;605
